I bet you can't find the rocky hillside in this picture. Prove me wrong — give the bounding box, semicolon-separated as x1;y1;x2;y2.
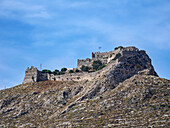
0;47;169;128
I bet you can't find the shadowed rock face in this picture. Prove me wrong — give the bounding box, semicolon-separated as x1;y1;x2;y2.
0;46;168;128
104;48;158;87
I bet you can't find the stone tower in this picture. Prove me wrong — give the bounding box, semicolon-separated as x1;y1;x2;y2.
23;66;48;84
91;52;95;59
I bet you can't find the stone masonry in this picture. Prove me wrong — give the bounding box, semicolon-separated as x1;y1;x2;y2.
23;46;158;84
77;47;122;68
23;66;48;84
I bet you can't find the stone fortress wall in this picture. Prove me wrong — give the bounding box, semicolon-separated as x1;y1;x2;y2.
23;66;48;84
48;72;97;82
77;47;123;68
23;46;143;84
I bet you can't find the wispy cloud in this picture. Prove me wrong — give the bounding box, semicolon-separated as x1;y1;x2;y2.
0;0;50;19
25;11;50;19
0;0;170;89
33;41;55;47
53;0;90;8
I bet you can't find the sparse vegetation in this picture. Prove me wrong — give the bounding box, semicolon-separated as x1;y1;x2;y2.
81;65;90;72
97;64;106;71
6;46;169;127
99;95;103;99
75;69;80;72
113;53;121;60
0;74;169;127
42;69;52;73
61;68;67;72
53;69;59;75
92;60;102;70
69;70;74;73
92;60;106;71
114;46;124;50
59;71;65;75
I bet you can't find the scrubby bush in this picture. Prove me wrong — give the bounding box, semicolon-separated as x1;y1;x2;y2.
69;70;74;73
168;104;170;108
81;65;90;72
61;68;67;72
59;71;65;75
53;77;56;81
99;95;103;99
97;64;106;71
54;69;59;72
53;69;59;75
75;69;80;72
92;60;102;70
114;46;124;50
113;53;121;60
42;69;52;74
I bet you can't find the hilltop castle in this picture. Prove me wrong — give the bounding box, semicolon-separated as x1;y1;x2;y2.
23;46;156;84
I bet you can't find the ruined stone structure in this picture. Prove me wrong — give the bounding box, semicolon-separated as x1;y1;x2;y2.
23;46;158;84
23;66;48;84
77;46;124;68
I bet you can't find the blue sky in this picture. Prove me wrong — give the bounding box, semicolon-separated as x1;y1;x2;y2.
0;0;170;90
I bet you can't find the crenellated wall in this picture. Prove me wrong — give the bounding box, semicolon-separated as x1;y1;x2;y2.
23;66;39;84
23;66;48;84
77;47;123;68
77;58;92;69
23;46;156;84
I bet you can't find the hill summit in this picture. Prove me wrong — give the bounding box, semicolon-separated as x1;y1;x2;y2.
0;46;169;127
23;46;158;84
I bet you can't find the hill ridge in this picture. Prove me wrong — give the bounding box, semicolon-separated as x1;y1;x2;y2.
0;46;169;127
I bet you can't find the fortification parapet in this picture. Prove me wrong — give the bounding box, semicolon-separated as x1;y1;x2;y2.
77;58;92;68
23;66;48;84
23;46;158;84
123;46;139;51
23;66;38;84
77;47;122;68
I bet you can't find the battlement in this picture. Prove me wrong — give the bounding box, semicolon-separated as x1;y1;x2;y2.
124;46;139;51
23;66;48;84
77;58;92;68
77;46;124;68
23;46;156;84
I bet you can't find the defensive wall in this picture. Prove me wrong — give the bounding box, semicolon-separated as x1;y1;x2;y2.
77;47;124;68
23;46;141;84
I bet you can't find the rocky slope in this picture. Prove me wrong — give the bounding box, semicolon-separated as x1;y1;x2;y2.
0;75;169;128
0;47;169;128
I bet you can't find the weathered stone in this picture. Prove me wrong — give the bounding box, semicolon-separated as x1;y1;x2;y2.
1;46;168;127
23;46;158;84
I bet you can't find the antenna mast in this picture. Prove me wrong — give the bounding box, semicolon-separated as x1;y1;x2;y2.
40;64;42;71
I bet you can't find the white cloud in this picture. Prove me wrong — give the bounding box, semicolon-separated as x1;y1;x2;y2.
54;0;90;8
0;0;50;19
33;42;55;47
25;11;50;19
0;1;42;12
0;0;170;90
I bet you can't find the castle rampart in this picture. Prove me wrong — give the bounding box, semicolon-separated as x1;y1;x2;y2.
23;46;154;84
77;47;123;68
77;58;92;69
23;66;48;84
